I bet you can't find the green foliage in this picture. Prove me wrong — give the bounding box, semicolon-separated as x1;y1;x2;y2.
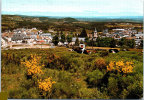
1;48;143;99
79;28;87;37
96;37;117;47
110;38;117;48
52;34;59;45
66;34;73;43
60;33;66;43
119;38;135;48
79;88;109;99
98;50;109;57
120;45;129;51
127;39;135;48
107;77;119;98
86;70;104;87
75;37;79;46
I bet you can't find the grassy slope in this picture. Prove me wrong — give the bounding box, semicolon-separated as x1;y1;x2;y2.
1;47;143;99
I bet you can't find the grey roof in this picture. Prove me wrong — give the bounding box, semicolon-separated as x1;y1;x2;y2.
41;33;51;36
72;37;85;42
135;34;143;37
24;36;31;39
138;32;143;34
11;33;26;41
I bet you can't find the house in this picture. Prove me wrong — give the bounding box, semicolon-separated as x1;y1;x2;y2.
64;42;68;46
112;29;125;31
72;37;85;42
1;37;8;47
58;42;64;46
71;37;85;45
11;33;26;42
40;33;53;43
135;39;142;46
135;33;143;39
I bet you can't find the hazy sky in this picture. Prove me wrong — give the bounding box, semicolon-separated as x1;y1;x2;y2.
2;0;143;17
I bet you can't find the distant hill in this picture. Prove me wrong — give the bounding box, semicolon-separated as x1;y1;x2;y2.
74;16;143;23
2;15;78;23
1;15;78;31
59;17;78;22
1;14;143;33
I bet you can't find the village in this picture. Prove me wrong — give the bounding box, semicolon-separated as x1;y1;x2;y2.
1;25;143;51
1;0;143;99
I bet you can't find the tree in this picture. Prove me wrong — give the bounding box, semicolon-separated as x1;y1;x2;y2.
119;38;135;48
110;38;117;48
79;28;87;37
85;37;90;46
75;37;79;46
80;40;84;44
66;34;72;44
60;33;66;43
139;40;143;49
127;39;135;48
52;34;59;46
119;38;127;47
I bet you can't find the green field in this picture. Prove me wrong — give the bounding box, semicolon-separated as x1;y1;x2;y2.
1;47;143;99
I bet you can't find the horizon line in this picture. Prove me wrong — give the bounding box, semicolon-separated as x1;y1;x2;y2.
2;14;143;18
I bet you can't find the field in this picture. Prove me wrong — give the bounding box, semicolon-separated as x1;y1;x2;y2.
1;47;143;99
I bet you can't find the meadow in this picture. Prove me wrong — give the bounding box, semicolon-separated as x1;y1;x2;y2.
1;47;143;99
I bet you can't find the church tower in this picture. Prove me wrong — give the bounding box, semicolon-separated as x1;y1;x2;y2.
93;27;98;38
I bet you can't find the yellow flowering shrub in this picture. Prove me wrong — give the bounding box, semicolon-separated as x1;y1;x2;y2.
22;54;43;76
38;77;56;94
107;61;115;72
107;61;134;74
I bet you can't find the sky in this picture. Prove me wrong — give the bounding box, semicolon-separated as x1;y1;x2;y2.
2;0;143;17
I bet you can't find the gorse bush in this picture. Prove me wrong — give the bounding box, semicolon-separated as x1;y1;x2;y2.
21;54;44;78
38;77;56;98
107;61;134;74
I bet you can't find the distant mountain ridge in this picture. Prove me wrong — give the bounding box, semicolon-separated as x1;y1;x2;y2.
2;14;143;23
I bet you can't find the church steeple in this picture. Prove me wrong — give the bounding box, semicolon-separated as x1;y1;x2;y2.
94;27;97;33
93;27;98;38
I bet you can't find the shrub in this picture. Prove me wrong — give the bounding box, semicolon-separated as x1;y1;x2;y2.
95;58;106;70
38;77;56;98
99;51;109;57
79;88;109;99
86;69;104;87
107;77;119;98
120;45;129;51
21;54;44;78
1;48;143;99
125;80;143;99
106;61;134;74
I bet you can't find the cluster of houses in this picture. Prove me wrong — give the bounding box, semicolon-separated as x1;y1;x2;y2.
1;27;143;49
1;28;53;48
102;28;143;46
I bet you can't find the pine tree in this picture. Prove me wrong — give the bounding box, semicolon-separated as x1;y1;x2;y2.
79;28;87;37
